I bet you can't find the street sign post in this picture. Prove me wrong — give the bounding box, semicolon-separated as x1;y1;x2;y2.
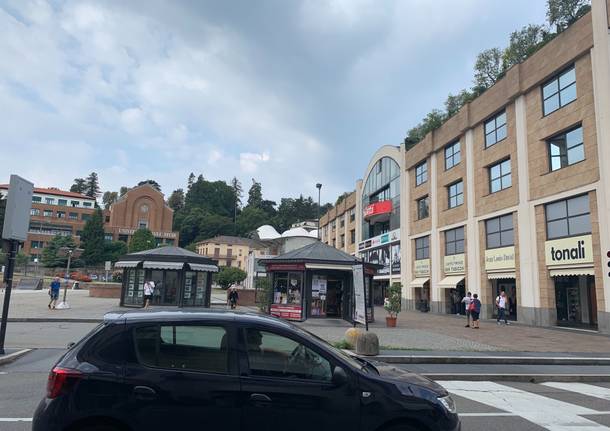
0;175;34;355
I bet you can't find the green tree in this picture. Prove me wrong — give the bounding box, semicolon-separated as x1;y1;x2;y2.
85;172;101;199
70;178;87;194
255;277;272;312
138;180;161;191
187;173;196;190
444;89;475;118
214;266;247;290
104;241;128;262
41;235;77;268
547;0;590;31
474;47;504;90
230;177;243;209
335;192;351;206
167;189;185;212
129;228;156;253
247;179;263;208
15;251;29;267
102;191;118;209
80;209;106;265
405;109;445;145
236;207;270;236
503;24;545;70
119;186;129;196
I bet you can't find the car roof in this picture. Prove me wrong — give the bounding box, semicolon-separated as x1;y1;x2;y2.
104;308;295;330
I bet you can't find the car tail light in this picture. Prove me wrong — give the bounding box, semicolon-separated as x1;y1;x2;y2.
47;367;83;399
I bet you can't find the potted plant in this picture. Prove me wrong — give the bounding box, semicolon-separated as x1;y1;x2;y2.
384;282;402;327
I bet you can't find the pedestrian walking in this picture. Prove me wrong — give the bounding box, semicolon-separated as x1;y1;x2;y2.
48;277;61;309
461;292;472;327
496;290;510;325
470;293;481;329
228;287;239;310
143;279;155;309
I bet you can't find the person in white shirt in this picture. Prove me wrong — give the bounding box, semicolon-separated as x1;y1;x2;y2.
143;280;155;309
461;292;472;327
496;290;509;325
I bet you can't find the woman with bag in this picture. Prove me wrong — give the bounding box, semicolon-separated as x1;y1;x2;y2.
470;294;482;329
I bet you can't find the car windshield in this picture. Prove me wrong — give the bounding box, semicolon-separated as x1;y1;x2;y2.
288;323;377;374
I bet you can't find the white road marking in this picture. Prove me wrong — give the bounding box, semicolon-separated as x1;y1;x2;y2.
0;418;32;422
543;383;610;402
439;380;610;430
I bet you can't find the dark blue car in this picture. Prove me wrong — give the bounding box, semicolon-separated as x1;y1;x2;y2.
33;310;460;431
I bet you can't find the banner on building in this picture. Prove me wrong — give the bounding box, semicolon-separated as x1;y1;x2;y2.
545;235;593;267
352;264;366;325
444;254;465;274
485;246;516;271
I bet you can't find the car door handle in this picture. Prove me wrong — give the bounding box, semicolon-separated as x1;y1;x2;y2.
249;393;272;406
133;385;157;400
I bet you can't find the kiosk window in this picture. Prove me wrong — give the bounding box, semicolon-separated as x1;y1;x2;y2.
134;325;228;374
244;329;332;382
273;272;302;305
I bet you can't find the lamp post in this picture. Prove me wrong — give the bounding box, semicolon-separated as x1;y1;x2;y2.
56;246;83;310
316;183;322;240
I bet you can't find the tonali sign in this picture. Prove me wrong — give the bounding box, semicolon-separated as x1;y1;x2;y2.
545;234;593;266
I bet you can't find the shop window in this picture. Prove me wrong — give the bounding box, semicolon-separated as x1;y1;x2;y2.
545;194;591;240
273;272;302;306
486;214;514;249
244;329;331;381
489;159;511;193
417;196;429;220
445;141;461;170
445;227;464;256
415;161;428;186
548;125;584;172
415;236;430;260
58;199;67;206
485;110;507;148
134;325;228;374
447;181;464;209
542;66;576;116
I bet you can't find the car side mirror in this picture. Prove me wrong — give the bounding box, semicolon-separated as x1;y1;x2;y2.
332;366;349;386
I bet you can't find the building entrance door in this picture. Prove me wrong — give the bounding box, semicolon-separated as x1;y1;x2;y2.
493;280;517;320
555;275;597;329
446;282;465;315
325;280;343;318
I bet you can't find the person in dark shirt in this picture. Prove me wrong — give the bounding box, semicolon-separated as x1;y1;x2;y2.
48;277;61;309
470;293;482;329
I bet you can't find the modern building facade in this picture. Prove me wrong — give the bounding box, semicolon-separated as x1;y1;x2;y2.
345;1;610;333
319;191;357;255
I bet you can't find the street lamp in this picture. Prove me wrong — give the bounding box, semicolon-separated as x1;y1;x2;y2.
55;246;83;310
316;183;322;240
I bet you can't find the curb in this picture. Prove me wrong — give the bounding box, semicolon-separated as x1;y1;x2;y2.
424;373;610;383
0;349;32;366
376;355;610;366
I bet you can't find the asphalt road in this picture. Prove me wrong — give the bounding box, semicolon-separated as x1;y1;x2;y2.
3;348;610;430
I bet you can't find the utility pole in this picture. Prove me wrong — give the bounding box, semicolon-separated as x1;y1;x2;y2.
316;183;322;240
55;246;83;310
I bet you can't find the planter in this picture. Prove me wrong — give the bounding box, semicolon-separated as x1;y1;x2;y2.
386;316;397;327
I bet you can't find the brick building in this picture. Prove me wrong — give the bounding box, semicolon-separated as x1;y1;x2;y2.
319;191;357;255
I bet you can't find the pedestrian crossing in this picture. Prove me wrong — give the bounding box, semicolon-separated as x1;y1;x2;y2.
438;380;610;430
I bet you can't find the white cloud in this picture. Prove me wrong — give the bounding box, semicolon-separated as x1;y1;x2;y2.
240;152;271;174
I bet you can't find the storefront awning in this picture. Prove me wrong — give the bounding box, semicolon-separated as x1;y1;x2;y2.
305;263;353;271
142;261;184;270
188;263;219;273
550;267;595;277
410;277;430;288
114;261;140;268
487;272;516;280
438;275;465;288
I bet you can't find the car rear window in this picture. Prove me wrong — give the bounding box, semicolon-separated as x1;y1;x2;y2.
134;324;228;374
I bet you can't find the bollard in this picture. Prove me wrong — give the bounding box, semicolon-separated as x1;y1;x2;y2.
356;331;379;356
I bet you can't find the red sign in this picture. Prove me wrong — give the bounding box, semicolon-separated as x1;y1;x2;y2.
363;200;393;220
270;304;302;320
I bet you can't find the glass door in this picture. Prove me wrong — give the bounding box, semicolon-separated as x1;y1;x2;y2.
150;270;164;306
164;271;179;305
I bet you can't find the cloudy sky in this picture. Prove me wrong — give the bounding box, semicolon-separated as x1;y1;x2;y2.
0;0;547;203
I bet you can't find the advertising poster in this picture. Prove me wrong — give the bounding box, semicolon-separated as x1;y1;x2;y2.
352;264;366;325
391;243;401;273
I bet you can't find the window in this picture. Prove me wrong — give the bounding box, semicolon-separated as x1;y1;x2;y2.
485;111;507;147
214;248;220;257
71;200;79;207
340;234;345;248
81;214;91;221
445;141;461;170
548;126;584;171
134;325;228;374
415;236;430;260
104;234;113;241
331;220;336;231
69;212;78;220
31;240;43;249
340;218;345;228
57;199;67;206
349;209;355;222
83;202;93;207
244;329;332;381
350;229;356;244
486;214;514;249
30;208;40;216
542;66;576;115
45;198;55;205
545;194;591;240
417;196;429;220
57;211;66;219
32;196;42;203
489;159;512;193
43;209;53;217
415;161;428;186
332;239;336;247
445;227;464;256
138;220;148;229
447;181;464;209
